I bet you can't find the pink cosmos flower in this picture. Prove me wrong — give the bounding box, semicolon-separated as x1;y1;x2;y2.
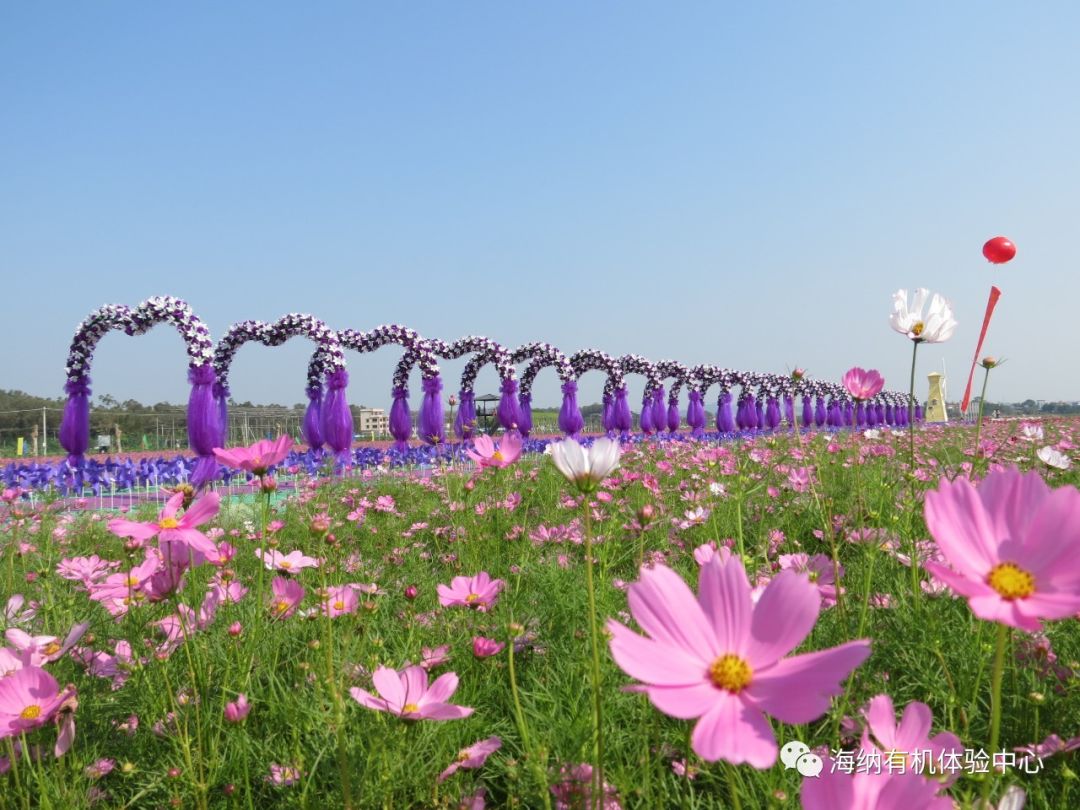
472;637;506;658
224;694;250;723
842;368;885;401
0;665;72;738
438;736;502;783
349;665;473;721
608;553;871;766
322;585;359;618
420;644;451;670
800;761;953;809
269;577;304;619
923;466;1080;631
255;548;320;573
213;435;293;476
266;762;303;786
5;622;89;667
466;432;523;469
860;694;963;784
437;572;505;612
108;491;221;564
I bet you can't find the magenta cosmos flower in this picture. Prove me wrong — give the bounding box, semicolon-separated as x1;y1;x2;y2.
923;466;1080;631
349;665;473;721
269;577;304;619
860;693;963;784
108;491;221;564
465;432;523;469
0;665;72;738
608;554;871;766
255;548;320;572
437;572;505;612
438;736;502;782
841;367;885;401
801;761;953;809
214;435;293;476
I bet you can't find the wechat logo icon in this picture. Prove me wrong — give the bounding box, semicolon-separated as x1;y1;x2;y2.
780;740;823;778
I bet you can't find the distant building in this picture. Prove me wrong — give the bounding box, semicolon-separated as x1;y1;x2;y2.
355;407;389;435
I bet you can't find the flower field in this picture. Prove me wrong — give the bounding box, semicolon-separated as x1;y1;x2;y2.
2;415;1078;809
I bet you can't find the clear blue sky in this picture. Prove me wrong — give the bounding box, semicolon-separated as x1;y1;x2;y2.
2;1;1077;412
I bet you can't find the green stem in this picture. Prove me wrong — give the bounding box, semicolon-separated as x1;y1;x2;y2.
982;622;1009;803
908;340;919;472
725;762;743;810
508;613;553;810
973;366;991;470
582;502;605;810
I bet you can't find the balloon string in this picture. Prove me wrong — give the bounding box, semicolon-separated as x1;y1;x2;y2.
960;286;1002;413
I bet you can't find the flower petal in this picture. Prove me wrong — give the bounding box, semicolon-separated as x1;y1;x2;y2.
748;640;871;724
607;619;706;687
690;692;776;766
627;564;716;664
745;569;820;669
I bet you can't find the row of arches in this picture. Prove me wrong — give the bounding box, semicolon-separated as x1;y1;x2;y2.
58;296;919;484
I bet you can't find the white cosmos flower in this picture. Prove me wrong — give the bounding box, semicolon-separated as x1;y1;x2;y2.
1037;446;1071;470
549;437;621;492
890;288;958;343
1021;423;1044;442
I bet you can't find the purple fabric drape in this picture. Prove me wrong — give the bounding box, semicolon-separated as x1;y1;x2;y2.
614;387;632;433
815;396;827;427
212;381;229;449
885;404;895;425
390;386;412;451
59;376;91;467
303;386;324;450
188;365;220;488
687;390;706;437
667;400;680;433
419;375;446;446
455;390;476;440
558;381;584;437
601;394;614;433
651;388;666;434
517;393;533;437
496;378;520;432
321;369;354;461
802;396;814;428
639;394;654;434
718;391;736;433
766;397;781;429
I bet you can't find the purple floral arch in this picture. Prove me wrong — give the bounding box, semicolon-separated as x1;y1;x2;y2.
511;343;579;438
615;354;664;435
569;350;627;436
59;296;219;485
215;315;347;455
337;325;441;452
654;360;692;433
427;337;518;440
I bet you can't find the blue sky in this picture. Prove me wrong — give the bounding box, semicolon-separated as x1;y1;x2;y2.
2;1;1077;412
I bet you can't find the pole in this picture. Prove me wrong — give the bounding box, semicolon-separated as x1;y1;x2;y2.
42;407;47;456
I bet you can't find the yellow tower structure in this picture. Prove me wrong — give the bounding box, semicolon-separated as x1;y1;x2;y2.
926;372;948;423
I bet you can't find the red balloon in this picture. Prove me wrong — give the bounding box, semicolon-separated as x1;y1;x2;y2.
982;236;1016;264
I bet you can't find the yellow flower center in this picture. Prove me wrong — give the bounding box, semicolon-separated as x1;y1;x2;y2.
885;749;906;768
126;576;140;587
274;600;291;614
987;562;1035;600
708;654;753;692
402;703;420;714
911;322;925;337
279;560;292;569
43;642;61;656
158;517;179;529
465;593;480;604
492;451;504;462
20;704;41;721
333;600;345;611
